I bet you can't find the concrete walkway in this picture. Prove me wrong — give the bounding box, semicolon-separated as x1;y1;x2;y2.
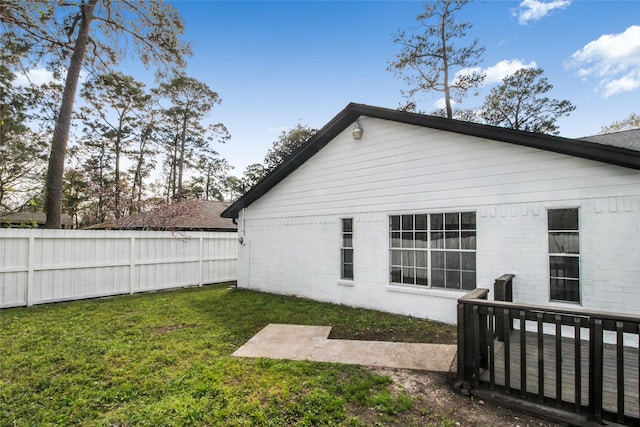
233;324;457;372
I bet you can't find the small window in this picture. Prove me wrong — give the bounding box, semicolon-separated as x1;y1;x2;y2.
341;218;353;280
548;208;580;303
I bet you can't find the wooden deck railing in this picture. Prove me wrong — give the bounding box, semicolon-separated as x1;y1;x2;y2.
457;276;640;426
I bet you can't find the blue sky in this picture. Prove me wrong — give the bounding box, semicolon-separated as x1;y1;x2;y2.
18;0;640;178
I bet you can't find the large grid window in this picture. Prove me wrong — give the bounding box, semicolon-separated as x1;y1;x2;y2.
548;208;580;303
341;218;354;280
390;212;476;290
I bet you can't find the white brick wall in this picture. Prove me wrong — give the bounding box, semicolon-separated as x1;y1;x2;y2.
235;118;640;324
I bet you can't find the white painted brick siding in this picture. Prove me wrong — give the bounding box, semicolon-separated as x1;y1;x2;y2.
236;117;640;324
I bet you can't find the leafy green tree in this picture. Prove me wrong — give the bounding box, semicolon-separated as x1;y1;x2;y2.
263;123;317;172
388;0;485;119
1;0;190;227
480;68;575;134
241;163;268;191
0;65;48;213
80;72;148;219
155;76;229;202
62;168;90;227
128;99;159;214
600;113;640;134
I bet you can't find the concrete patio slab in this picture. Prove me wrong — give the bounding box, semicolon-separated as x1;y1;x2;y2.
233;324;457;372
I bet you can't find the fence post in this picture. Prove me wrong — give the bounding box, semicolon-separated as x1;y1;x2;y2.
26;235;35;306
495;274;514;341
199;236;204;286
129;236;135;294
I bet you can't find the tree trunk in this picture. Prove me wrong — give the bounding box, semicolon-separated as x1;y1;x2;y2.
45;0;98;228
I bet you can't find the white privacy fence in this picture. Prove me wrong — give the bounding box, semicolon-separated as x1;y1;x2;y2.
0;229;238;308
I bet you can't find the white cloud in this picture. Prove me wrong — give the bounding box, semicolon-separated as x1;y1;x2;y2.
13;68;59;86
569;25;640;97
455;59;537;87
483;59;537;84
13;67;89;87
515;0;571;25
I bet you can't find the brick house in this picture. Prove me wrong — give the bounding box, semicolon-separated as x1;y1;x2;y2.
222;104;639;324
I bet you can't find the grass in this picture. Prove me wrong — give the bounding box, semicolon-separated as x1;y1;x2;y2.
0;283;457;426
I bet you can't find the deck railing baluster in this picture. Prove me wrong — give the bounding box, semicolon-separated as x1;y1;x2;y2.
616;321;625;423
488;307;495;390
503;308;511;394
537;312;544;403
520;310;527;398
473;305;481;387
589;318;604;423
574;317;582;414
555;315;562;408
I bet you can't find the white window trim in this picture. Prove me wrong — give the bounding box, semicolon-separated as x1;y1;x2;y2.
388;211;477;291
547;207;581;304
339;217;354;284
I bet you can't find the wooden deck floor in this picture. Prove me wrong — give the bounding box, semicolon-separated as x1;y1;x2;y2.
480;332;639;418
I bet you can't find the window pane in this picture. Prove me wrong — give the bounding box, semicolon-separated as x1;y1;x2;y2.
446;271;461;289
461;231;476;250
342;234;352;248
550;256;579;279
416;232;428;248
342;263;353;280
431;232;444;248
445;212;459;230
461;212;476;230
342;218;353;232
445;252;460;270
445;231;459;249
391;232;401;248
402;250;415;267
402;232;414;248
416;268;428;286
390;216;400;231
430;214;444;230
550;278;580;302
342;248;353;264
415;214;428;230
391;250;401;266
548;232;579;254
462;272;476;290
548;208;578;230
402;267;415;284
431;251;444;269
391;267;401;283
402;215;414;231
416;251;428;268
432;269;445;287
461;252;476;271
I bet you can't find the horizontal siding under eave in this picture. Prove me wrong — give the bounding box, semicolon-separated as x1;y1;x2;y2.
246;119;639;219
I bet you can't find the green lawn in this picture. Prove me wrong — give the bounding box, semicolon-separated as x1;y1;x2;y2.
0;283;456;426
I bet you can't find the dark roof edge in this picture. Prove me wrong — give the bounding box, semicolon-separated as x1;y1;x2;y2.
222;103;639;219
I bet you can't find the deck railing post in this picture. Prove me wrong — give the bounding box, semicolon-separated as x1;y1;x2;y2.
457;288;490;395
494;274;514;342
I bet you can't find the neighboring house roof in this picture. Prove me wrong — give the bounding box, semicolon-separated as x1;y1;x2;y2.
578;129;640;152
86;199;237;231
222;103;640;219
0;212;74;228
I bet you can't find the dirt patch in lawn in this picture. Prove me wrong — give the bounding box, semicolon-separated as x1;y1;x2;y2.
351;368;564;427
328;323;458;344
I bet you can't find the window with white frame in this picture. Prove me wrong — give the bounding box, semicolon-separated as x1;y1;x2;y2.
389;212;476;290
548;208;580;303
341;218;354;280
